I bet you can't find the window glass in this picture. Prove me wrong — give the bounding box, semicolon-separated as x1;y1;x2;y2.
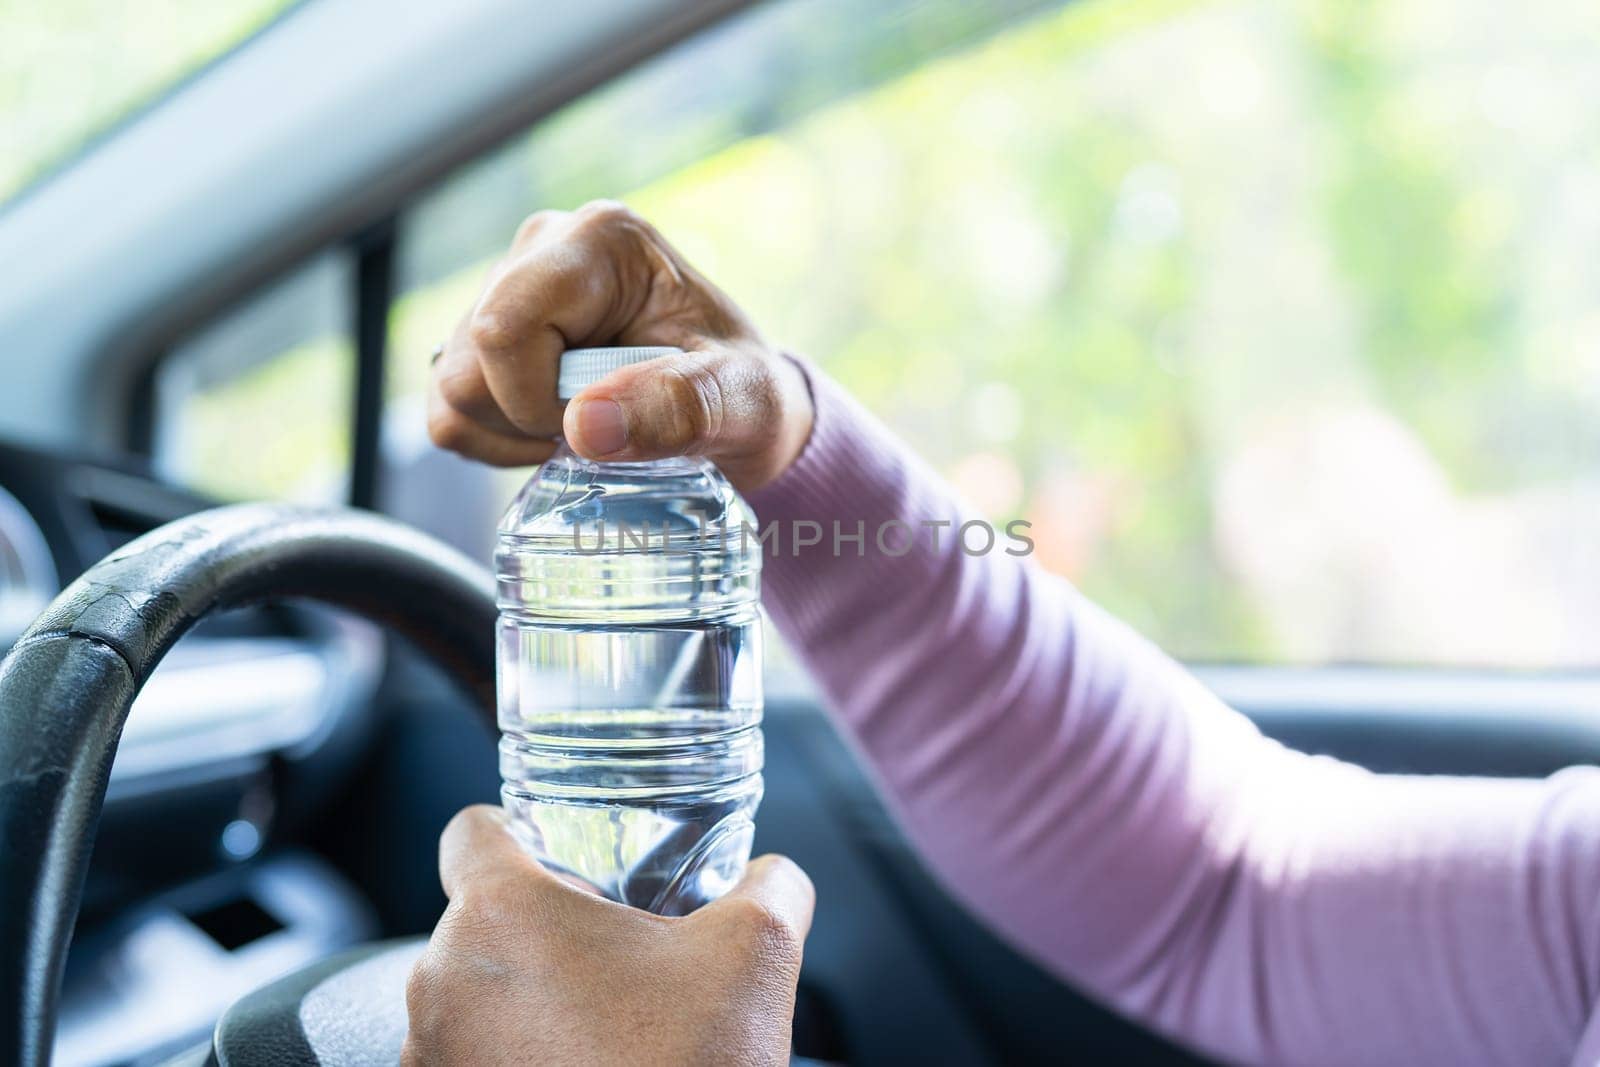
0;0;297;204
155;251;353;504
387;0;1600;669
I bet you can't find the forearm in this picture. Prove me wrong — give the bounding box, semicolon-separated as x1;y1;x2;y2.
748;361;1600;1066
748;360;1270;1022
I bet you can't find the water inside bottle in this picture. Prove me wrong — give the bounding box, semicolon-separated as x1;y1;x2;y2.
496;449;763;915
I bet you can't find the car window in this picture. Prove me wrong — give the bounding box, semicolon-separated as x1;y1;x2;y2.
0;0;298;205
387;0;1598;670
154;251;354;504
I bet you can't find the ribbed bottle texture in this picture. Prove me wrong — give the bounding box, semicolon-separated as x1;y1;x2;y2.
495;448;763;915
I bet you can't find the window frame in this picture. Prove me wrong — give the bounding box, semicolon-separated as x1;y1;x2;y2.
131;215;397;510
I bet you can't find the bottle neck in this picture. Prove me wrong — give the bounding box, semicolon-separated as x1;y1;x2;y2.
551;440;712;476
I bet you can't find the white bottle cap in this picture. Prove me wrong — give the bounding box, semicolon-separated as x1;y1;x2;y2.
557;346;682;400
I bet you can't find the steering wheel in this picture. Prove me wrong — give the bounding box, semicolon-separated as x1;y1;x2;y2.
0;504;498;1067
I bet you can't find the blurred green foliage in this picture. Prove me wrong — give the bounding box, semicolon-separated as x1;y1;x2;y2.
171;337;351;503
110;0;1600;666
394;0;1600;665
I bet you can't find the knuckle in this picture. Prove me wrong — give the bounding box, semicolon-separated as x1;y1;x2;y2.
439;805;486;851
427;409;470;452
435;367;488;413
399;1035;436;1067
514;208;562;243
724;897;803;967
466;309;519;354
575;198;634;227
743;361;782;430
662;362;724;449
404;952;461;1042
404;954;442;1016
402;952;468;1063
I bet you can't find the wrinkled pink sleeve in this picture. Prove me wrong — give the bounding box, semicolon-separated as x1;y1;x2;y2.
747;363;1600;1067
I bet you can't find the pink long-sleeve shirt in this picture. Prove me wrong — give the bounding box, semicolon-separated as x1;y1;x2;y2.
747;363;1600;1067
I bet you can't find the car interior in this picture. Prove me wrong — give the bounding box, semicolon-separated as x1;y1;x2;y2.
2;0;1597;1064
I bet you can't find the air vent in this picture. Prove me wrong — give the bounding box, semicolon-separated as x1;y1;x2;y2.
71;466;207;547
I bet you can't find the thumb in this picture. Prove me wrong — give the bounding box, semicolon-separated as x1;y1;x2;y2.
563;348;764;463
437;804;583;900
699;854;816;944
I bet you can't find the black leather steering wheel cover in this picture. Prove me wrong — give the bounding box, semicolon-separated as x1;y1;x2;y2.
0;504;497;1067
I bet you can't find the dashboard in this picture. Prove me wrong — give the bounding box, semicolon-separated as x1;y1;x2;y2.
0;481;57;640
0;440;389;1065
0;440;384;822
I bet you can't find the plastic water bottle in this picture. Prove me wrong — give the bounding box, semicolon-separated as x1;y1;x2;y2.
495;346;763;915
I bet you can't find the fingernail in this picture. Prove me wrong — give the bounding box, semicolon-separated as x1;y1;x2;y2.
575;398;628;455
